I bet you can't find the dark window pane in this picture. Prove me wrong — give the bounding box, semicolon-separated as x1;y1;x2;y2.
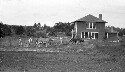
92;33;94;38
93;23;96;29
95;33;98;38
82;32;84;38
90;23;92;28
89;32;91;38
85;32;88;38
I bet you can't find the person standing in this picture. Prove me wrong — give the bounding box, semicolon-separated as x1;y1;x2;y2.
28;37;33;47
19;37;22;46
60;37;63;44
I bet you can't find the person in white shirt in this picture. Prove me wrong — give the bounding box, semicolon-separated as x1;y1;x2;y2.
19;37;22;46
60;37;63;44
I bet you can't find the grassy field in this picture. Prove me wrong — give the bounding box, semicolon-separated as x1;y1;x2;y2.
0;44;125;72
0;51;120;72
0;36;125;72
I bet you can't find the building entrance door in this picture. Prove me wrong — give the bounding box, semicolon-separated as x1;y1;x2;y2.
91;32;98;39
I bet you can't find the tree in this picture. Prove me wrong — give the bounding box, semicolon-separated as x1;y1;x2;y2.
0;23;11;36
122;29;125;36
33;23;41;31
0;28;4;38
38;23;41;27
15;26;25;35
25;26;35;37
0;22;4;37
34;31;47;38
43;24;51;33
53;22;74;36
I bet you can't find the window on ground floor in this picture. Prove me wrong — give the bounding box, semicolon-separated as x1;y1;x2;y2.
85;32;88;38
81;32;98;39
95;33;98;39
81;32;84;38
92;33;94;38
81;32;90;38
91;32;98;39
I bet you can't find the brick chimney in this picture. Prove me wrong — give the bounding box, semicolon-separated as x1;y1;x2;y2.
99;14;102;20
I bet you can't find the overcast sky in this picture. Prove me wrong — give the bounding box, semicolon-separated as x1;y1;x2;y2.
0;0;125;28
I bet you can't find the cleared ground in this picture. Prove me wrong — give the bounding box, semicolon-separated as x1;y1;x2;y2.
0;36;125;72
0;44;125;72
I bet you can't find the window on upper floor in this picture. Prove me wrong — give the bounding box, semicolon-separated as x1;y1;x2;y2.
93;23;96;29
87;22;96;29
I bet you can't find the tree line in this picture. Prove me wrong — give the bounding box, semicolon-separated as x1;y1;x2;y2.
0;21;125;38
0;22;74;38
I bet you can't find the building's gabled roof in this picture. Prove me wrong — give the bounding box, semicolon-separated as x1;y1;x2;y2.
75;14;107;23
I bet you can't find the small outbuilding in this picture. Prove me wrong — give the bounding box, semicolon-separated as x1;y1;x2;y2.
105;27;119;38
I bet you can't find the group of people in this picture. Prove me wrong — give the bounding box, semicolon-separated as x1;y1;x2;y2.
18;37;33;47
18;36;73;48
18;37;54;48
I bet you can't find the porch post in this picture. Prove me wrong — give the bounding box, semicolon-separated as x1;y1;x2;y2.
84;32;85;38
107;33;108;38
81;32;82;38
71;29;74;38
94;33;95;39
117;32;119;37
88;32;89;38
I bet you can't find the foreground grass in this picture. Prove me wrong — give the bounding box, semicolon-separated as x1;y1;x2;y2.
0;45;124;72
0;36;125;72
96;42;125;71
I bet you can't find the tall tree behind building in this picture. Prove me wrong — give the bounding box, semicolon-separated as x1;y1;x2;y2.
15;26;25;35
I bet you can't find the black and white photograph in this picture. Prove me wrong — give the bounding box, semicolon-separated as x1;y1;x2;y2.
0;0;125;72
